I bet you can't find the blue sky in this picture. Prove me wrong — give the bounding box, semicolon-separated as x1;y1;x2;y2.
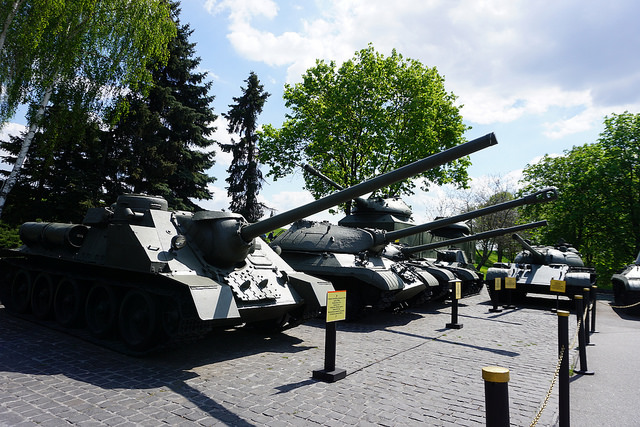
3;0;640;224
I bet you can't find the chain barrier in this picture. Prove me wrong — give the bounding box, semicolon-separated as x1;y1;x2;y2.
568;315;583;371
529;344;564;426
529;309;585;427
608;300;640;309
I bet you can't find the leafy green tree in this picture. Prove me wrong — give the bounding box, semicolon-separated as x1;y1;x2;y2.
221;72;270;222
519;112;640;283
0;0;176;218
106;5;217;210
259;44;470;214
0;0;52;123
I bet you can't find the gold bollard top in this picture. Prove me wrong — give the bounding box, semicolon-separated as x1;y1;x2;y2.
482;366;510;383
557;310;570;317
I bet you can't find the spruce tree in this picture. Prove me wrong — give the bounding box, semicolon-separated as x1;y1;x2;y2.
221;72;270;222
106;2;217;210
0;89;108;223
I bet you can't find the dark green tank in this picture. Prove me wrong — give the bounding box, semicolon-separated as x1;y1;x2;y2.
485;235;596;300
0;133;497;352
271;189;556;317
300;163;557;305
611;252;640;310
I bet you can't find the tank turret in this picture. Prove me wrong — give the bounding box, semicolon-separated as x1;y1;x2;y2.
302;164;413;227
485;233;596;300
0;133;497;352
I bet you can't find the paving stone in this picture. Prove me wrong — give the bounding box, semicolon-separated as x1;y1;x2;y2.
0;291;632;426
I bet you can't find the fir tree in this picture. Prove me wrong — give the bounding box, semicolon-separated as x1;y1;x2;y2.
106;2;217;210
221;72;270;222
0;89;109;223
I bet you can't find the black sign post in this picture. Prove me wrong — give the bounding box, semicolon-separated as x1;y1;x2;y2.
313;291;347;383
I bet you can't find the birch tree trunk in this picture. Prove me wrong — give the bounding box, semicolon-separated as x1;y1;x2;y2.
0;85;52;218
0;0;24;53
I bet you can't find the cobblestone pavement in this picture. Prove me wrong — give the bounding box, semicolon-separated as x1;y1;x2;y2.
0;288;596;426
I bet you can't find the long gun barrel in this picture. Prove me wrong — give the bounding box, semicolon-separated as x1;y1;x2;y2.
302;163;557;248
400;220;548;254
303;164;345;190
241;133;497;241
512;232;546;263
382;187;558;244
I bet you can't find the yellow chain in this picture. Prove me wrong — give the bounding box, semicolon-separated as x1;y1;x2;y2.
530;318;582;426
530;345;564;426
608;300;640;309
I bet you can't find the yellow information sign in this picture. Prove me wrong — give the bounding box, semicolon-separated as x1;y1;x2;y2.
505;277;517;289
454;281;462;300
550;279;567;293
494;277;502;291
326;290;347;322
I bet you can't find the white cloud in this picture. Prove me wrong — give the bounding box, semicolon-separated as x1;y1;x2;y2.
204;0;278;20
207;0;640;137
0;122;27;171
0;122;26;140
196;183;232;211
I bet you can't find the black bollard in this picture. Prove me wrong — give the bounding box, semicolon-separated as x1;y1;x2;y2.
489;278;503;313
446;281;463;329
590;285;597;333
582;288;592;345
482;366;510;427
557;310;570;427
573;295;594;375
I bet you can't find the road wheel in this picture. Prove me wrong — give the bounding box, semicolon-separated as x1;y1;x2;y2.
85;283;118;338
54;278;84;327
9;269;32;314
160;296;181;339
119;289;158;352
31;273;54;320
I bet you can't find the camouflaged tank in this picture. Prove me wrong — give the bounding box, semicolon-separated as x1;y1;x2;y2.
0;133;496;352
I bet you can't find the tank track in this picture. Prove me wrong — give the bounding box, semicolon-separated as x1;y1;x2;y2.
0;255;220;356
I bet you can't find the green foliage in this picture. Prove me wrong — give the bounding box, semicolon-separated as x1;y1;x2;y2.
0;90;107;223
0;0;176;123
518;112;640;283
468;191;521;269
258;44;470;212
0;0;177;219
0;221;20;248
